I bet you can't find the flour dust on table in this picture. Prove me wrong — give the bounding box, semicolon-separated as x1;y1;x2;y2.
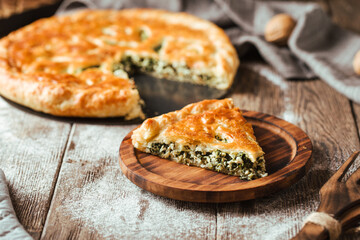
58;168;216;239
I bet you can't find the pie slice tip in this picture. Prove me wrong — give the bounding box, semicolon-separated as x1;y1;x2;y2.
132;98;267;180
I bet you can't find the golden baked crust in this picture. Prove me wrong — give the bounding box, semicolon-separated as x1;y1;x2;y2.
132;98;266;180
0;67;143;118
0;9;239;118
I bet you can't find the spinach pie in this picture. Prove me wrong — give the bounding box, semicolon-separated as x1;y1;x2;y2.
131;98;267;180
0;9;239;119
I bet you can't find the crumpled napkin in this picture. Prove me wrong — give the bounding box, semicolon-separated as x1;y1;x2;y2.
57;0;360;103
0;169;33;239
216;0;360;104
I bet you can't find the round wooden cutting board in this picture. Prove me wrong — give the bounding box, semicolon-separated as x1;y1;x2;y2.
119;111;312;203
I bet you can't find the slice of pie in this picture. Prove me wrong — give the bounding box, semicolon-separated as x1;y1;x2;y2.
131;98;267;180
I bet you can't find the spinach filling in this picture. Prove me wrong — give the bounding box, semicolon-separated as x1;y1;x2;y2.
81;65;100;71
153;42;163;53
215;135;228;143
139;29;149;41
147;142;267;180
112;55;214;84
75;32;216;85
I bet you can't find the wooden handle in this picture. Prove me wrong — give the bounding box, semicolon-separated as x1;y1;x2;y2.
291;223;328;240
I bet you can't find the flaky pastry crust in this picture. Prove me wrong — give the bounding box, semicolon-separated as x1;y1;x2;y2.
0;9;239;118
132;98;264;161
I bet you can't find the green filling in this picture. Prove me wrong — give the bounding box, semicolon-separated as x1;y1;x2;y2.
215;135;228;143
139;29;149;41
113;56;134;74
81;65;100;71
112;55;214;84
74;32;217;87
147;142;267;180
153;42;163;53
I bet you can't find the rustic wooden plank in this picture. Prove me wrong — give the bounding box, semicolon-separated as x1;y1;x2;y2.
293;151;360;239
328;0;360;33
0;97;71;239
41;123;217;239
217;62;360;239
352;102;360;144
40;61;360;239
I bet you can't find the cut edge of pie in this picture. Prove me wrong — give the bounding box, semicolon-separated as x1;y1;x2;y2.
0;67;145;119
0;9;239;119
131;98;267;180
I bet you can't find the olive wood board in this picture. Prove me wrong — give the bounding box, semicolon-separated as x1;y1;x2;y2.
119;111;313;203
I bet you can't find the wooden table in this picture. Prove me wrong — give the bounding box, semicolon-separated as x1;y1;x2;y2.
1;59;360;239
1;1;360;240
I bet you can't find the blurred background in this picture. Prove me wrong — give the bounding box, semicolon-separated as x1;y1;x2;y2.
0;0;360;38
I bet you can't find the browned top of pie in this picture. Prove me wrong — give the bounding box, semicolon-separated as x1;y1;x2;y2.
0;9;238;118
132;98;264;160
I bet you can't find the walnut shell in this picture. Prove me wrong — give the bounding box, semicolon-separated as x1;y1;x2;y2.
264;14;296;46
353;50;360;75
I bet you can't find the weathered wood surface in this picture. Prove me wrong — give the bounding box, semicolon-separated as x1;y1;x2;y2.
216;62;360;240
0;57;358;240
328;0;360;33
41;124;217;239
0;60;358;240
292;151;360;240
353;103;360;142
0;98;71;239
0;0;360;239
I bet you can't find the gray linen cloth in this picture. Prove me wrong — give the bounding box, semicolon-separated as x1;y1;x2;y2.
57;0;360;103
0;169;33;240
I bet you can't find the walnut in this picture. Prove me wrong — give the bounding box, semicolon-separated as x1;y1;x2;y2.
353;50;360;75
264;14;296;46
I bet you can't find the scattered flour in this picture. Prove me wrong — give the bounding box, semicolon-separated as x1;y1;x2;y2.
0;110;68;200
3;163;55;201
59;167;216;239
258;68;288;90
249;64;302;126
58;161;323;240
217;184;320;240
282;108;301;125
